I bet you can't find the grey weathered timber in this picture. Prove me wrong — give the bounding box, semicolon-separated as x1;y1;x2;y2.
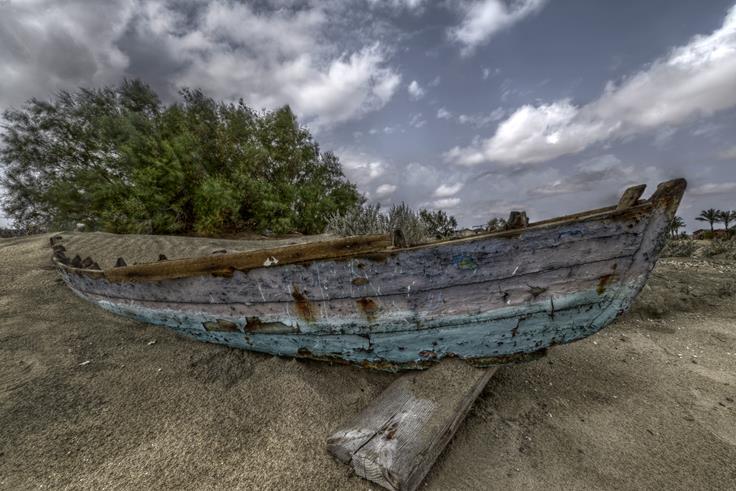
52;179;687;370
617;184;647;209
327;360;496;491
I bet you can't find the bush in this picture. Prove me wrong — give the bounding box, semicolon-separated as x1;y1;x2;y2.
0;81;361;236
661;238;698;257
325;203;387;236
0;227;24;238
419;209;457;239
327;202;457;246
703;239;736;258
388;202;427;246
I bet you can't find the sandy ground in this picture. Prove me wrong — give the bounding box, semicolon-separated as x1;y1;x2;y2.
1;232;735;490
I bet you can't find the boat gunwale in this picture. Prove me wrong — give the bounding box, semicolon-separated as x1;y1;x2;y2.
54;200;657;281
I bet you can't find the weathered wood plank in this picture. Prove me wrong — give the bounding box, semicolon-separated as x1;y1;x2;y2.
103;234;392;282
65;222;645;304
75;255;630;337
617;184;647;209
327;360;497;490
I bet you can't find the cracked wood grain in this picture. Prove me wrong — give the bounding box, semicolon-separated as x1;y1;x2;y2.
327;360;497;491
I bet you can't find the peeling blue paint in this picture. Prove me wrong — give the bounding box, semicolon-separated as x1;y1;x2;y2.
86;280;639;369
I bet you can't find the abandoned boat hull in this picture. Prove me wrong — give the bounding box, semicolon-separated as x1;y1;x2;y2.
55;179;685;370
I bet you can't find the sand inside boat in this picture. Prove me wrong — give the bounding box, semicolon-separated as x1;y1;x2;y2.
1;232;735;489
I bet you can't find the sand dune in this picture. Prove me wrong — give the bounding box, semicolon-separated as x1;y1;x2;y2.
1;232;735;489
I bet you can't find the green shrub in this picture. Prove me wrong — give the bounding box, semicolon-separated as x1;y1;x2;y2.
388;202;428;246
0;81;361;236
327;202;458;246
661;238;698;257
419;209;457;239
326;203;387;236
703;239;736;258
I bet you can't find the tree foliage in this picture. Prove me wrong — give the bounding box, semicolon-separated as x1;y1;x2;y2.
696;208;720;232
669;216;685;238
0;80;362;235
419;209;458;239
718;209;736;230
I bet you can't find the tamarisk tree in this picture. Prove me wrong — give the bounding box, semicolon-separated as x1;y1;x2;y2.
0;80;361;235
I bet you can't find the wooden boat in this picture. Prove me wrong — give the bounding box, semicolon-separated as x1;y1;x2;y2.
53;179;686;370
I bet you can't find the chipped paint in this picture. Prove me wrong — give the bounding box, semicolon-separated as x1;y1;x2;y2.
451;254;478;270
202;319;241;332
245;317;298;334
80;281;639;371
54;179;685;370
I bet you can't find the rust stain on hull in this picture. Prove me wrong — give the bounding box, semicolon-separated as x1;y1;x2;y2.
356;297;380;321
597;274;615;295
291;284;317;322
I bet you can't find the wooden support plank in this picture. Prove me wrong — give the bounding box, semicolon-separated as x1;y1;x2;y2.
617;184;647;210
327;360;497;491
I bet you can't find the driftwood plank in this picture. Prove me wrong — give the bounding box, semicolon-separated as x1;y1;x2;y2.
327;361;497;490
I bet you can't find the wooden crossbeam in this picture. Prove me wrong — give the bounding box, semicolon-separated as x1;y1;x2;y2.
327;361;497;491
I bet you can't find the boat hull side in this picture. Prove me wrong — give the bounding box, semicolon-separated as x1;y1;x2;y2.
63;276;644;370
55;179;685;370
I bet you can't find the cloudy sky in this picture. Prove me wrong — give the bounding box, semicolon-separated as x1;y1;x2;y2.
1;0;736;230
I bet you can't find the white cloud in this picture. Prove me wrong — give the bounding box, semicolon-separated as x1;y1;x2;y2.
457;108;506;127
653;126;677;147
409;113;426;128
434;182;464;197
0;0;136;109
433;197;462;208
449;0;548;55
482;67;491;79
690;182;736;195
0;1;402;129
446;6;736;166
428;76;441;87
375;183;398;196
718;146;736;159
172;2;402;128
368;0;426;12
436;107;452;119
338;149;387;185
435;106;506;127
526;154;656;198
408;80;426;100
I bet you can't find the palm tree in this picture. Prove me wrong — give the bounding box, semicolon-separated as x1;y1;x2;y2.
696;208;720;232
718;210;736;230
669;216;685;238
